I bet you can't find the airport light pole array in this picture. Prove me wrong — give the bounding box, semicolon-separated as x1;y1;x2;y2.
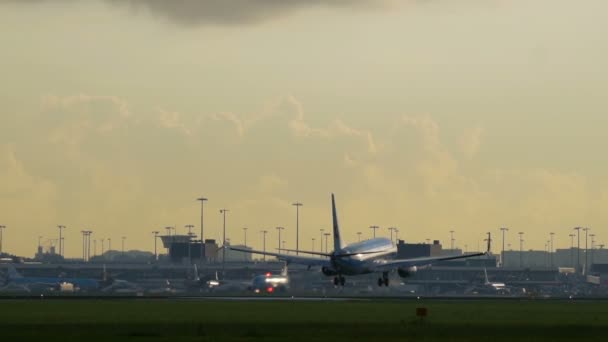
292;202;302;255
197;196;208;261
0;225;5;254
500;227;508;267
276;226;285;252
369;225;379;239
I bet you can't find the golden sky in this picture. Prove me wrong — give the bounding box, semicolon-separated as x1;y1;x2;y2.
1;0;608;257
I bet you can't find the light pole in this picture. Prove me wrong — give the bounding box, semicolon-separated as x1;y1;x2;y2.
185;224;195;262
87;231;93;261
108;238;111;252
500;227;508;267
57;225;66;257
388;227;397;244
569;233;575;267
574;227;581;272
324;232;330;253
243;227;248;247
312;238;315;251
449;230;455;250
197;197;208;261
276;226;285;252
152;231;160;261
583;227;590;275
357;232;362;242
549;232;555;268
38;236;43;249
320;229;324;252
395;229;399;242
369;225;379;239
100;238;105;256
80;230;86;261
292;202;303;255
590;233;596;267
121;236;126;255
261;230;268;261
93;239;97;257
518;232;524;268
0;225;6;254
185;224;195;236
219;209;229;270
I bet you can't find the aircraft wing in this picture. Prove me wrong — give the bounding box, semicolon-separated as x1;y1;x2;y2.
372;251;487;272
229;246;331;267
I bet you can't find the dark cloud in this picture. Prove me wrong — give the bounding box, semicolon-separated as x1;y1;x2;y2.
2;0;397;26
108;0;395;26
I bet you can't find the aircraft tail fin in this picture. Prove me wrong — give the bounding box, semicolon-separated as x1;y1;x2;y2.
8;265;22;279
331;193;343;251
486;232;492;254
193;264;200;282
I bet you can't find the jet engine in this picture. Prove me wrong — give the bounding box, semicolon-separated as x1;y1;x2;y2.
397;266;418;278
321;267;338;276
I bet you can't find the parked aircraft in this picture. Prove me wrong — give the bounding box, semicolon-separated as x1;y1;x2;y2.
232;194;490;286
0;265;100;293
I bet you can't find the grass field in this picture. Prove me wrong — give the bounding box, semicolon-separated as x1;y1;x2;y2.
0;298;607;341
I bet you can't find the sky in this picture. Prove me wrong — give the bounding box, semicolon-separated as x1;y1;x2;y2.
1;0;608;258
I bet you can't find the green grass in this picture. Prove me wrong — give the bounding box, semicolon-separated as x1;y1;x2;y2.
0;299;607;341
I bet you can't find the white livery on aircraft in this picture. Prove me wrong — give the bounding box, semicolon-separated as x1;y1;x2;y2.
231;194;490;286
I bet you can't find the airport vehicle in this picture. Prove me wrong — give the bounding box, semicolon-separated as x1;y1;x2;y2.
232;194;490;286
0;265;100;292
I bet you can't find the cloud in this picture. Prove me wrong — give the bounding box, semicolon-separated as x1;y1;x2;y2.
107;0;396;26
2;0;399;26
460;125;484;160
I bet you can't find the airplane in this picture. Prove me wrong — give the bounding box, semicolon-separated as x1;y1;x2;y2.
0;265;100;293
188;264;251;292
250;263;289;294
231;194;490;287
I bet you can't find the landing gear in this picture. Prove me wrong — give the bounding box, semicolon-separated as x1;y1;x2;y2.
377;272;389;287
333;276;346;287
